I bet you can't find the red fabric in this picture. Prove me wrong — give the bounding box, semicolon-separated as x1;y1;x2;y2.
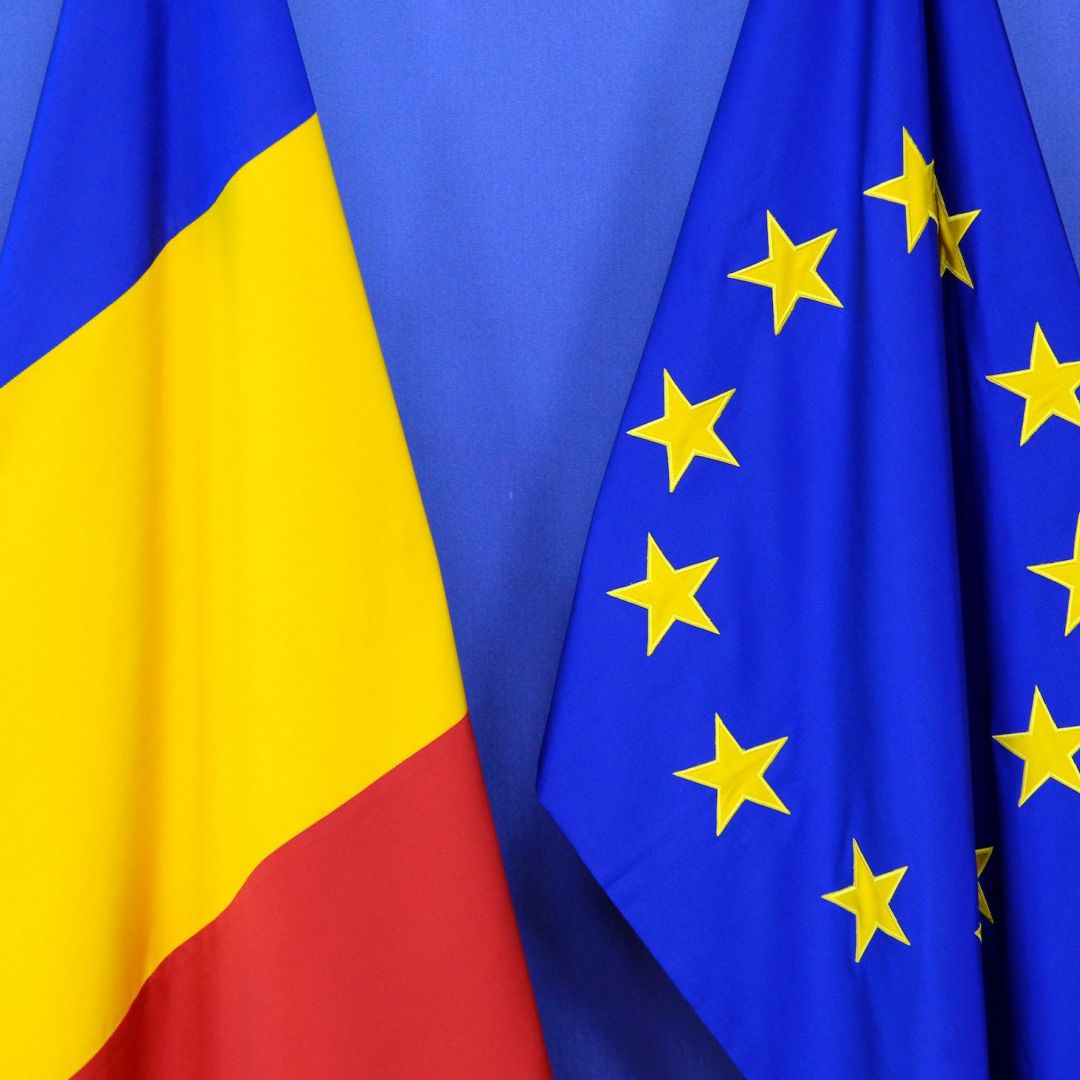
75;717;550;1079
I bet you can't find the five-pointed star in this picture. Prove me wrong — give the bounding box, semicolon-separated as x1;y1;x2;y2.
864;128;938;251
822;839;910;962
627;370;739;491
994;687;1080;806
1029;513;1080;636
608;534;719;655
728;211;843;334
975;846;994;940
934;181;980;287
674;713;789;836
987;323;1080;444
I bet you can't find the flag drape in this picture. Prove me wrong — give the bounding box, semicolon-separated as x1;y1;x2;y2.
542;1;1080;1075
0;2;549;1077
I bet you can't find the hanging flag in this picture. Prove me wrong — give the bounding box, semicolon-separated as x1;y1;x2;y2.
541;0;1080;1075
0;2;549;1077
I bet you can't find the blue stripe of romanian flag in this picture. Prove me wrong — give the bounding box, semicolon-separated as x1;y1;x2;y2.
0;0;315;381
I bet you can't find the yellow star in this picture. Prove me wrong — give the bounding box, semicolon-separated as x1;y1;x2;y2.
823;839;910;962
975;846;994;940
864;128;938;252
608;534;719;655
627;370;739;491
934;180;980;287
728;211;842;334
994;687;1080;806
674;713;789;836
987;324;1080;444
1029;513;1080;636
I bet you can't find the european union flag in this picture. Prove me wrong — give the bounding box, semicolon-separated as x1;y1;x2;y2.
540;1;1080;1075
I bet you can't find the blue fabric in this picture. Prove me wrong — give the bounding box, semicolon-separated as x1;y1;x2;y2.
1;3;1079;1077
542;0;1080;1076
0;0;314;382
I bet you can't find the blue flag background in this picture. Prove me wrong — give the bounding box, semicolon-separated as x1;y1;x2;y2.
542;0;1080;1075
2;2;1079;1076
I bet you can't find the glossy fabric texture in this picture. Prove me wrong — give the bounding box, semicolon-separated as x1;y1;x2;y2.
4;3;1079;1077
75;719;551;1080
0;0;314;379
542;1;1080;1076
0;1;546;1076
0;115;467;1076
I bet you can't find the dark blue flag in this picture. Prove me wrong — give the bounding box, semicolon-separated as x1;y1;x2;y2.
540;0;1080;1075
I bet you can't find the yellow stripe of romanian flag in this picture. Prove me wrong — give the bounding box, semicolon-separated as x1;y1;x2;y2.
0;116;465;1078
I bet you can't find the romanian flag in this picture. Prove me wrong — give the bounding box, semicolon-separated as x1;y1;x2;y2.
0;2;549;1077
542;0;1080;1076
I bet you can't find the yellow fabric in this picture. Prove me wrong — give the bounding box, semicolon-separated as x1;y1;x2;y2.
727;211;842;334
987;322;1080;445
993;686;1080;806
673;713;789;837
1028;512;1080;636
821;839;910;964
863;128;937;253
626;370;738;492
0;115;465;1079
607;533;719;656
